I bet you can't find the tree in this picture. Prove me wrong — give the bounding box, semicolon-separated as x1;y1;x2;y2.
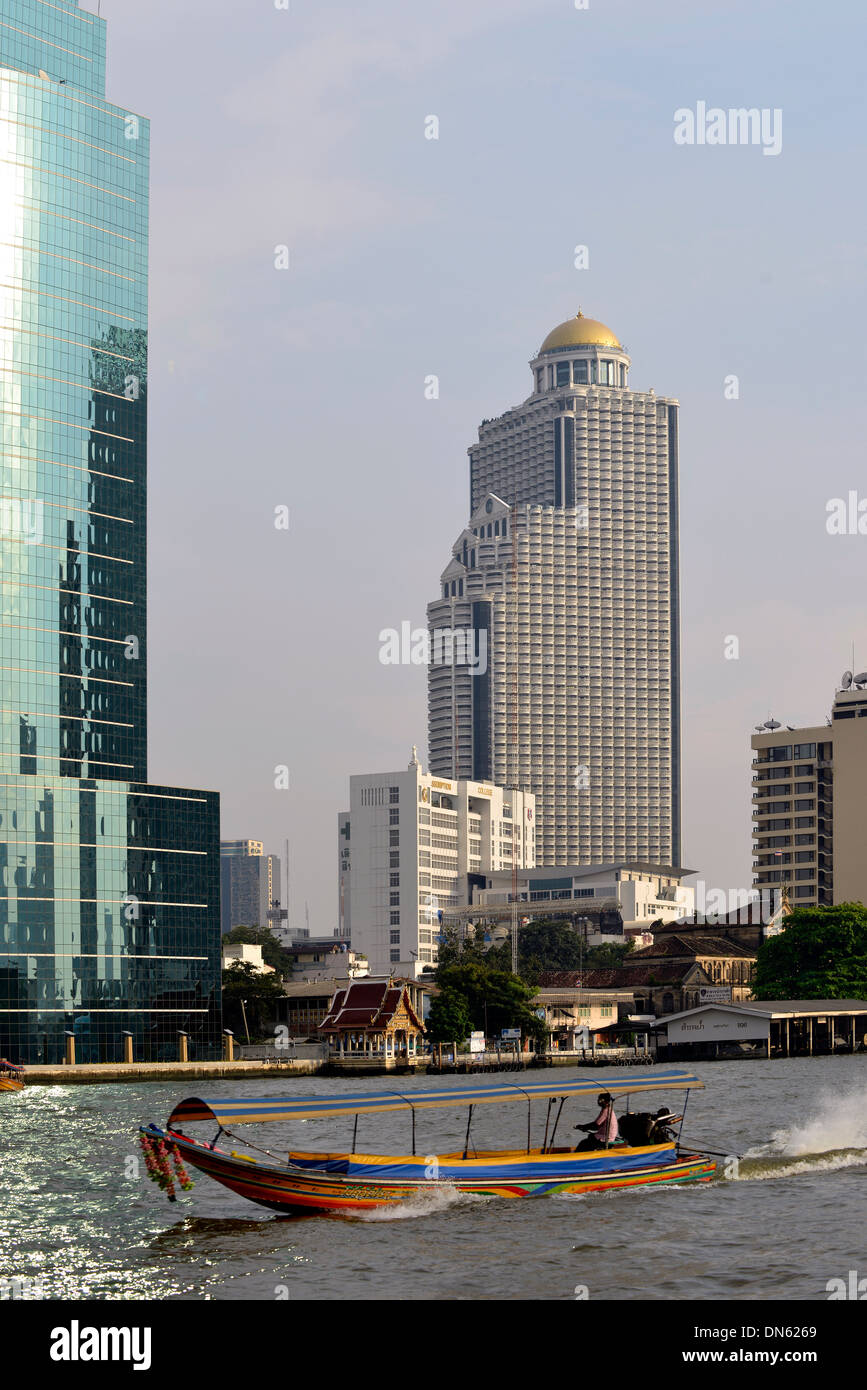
585;940;634;970
752;903;867;1000
221;961;287;1041
513;921;584;982
426;987;473;1044
434;960;547;1043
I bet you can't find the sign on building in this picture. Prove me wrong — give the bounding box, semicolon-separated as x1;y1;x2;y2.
665;1007;769;1044
468;1031;486;1053
698;986;733;1004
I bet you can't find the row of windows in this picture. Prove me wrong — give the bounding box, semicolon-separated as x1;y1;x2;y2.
534;359;627;392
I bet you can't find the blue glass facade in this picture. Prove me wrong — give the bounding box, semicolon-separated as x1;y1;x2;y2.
0;0;221;1062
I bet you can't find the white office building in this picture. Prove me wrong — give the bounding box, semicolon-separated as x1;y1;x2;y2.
339;749;535;976
427;312;681;868
470;862;695;935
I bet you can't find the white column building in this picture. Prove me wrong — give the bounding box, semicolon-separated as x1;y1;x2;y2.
339;750;535;976
427;312;681;869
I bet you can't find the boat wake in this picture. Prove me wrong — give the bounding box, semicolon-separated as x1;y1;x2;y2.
351;1186;489;1222
732;1082;867;1182
734;1149;867;1182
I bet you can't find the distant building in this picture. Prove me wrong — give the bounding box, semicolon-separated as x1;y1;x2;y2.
220;840;281;935
532;984;635;1049
340;749;535;976
282;939;369;983
626;933;755;1003
664;896;790;951
319;978;426;1062
221;944;274;976
276;976;430;1040
541;928;755;1018
338;811;351;938
466;862;694;935
427;312;682;869
751;679;867;908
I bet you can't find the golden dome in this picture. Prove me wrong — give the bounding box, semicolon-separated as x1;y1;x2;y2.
539;311;621;353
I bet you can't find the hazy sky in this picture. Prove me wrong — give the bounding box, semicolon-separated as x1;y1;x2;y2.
91;0;866;931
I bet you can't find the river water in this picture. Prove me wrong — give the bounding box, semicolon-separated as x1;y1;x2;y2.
1;1057;864;1301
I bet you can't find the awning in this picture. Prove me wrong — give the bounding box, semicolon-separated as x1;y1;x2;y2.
166;1069;703;1128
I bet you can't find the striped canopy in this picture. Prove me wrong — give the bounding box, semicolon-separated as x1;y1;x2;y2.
166;1069;702;1128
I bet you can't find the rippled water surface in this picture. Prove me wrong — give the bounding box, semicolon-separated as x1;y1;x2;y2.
1;1057;865;1300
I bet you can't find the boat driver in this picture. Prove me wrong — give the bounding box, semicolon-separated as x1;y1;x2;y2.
574;1093;619;1151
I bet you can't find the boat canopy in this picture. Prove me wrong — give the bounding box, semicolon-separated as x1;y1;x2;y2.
166;1069;703;1129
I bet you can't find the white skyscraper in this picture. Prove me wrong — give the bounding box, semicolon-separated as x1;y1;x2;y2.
427;312;681;868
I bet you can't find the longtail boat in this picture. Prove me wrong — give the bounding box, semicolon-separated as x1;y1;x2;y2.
140;1070;715;1214
0;1059;24;1093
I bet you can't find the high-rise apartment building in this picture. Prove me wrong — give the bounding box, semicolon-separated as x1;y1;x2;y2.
340;750;535;975
428;313;681;867
751;678;867;908
220;840;281;935
0;2;221;1062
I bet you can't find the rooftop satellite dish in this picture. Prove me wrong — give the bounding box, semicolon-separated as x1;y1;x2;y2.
842;671;853;689
754;724;765;732
855;672;867;687
764;719;781;730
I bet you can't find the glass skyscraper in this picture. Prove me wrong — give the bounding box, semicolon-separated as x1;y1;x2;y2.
0;0;221;1062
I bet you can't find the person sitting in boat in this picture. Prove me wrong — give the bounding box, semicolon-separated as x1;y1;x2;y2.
574;1093;619;1150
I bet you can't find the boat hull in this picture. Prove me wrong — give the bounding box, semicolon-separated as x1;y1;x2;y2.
143;1126;715;1214
0;1077;23;1092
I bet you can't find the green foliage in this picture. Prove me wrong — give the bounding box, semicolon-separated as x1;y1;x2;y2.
221;960;287;1040
433;957;547;1043
584;940;634;970
425;987;474;1044
752;904;867;1000
513;920;584;983
222;925;290;974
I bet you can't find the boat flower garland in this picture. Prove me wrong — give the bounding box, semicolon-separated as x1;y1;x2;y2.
139;1133;194;1202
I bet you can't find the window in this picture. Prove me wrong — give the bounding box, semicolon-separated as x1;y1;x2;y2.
389;852;400;868
389;910;400;925
795;817;815;828
795;851;814;862
389;872;399;887
573;360;588;384
389;808;399;824
389;930;400;944
795;869;814;881
389;830;399;846
793;743;816;759
769;746;793;761
794;834;814;845
535;368;544;392
795;765;814;776
389;786;399;804
794;800;814;811
556;361;570;386
389;891;400;906
390;949;401;962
